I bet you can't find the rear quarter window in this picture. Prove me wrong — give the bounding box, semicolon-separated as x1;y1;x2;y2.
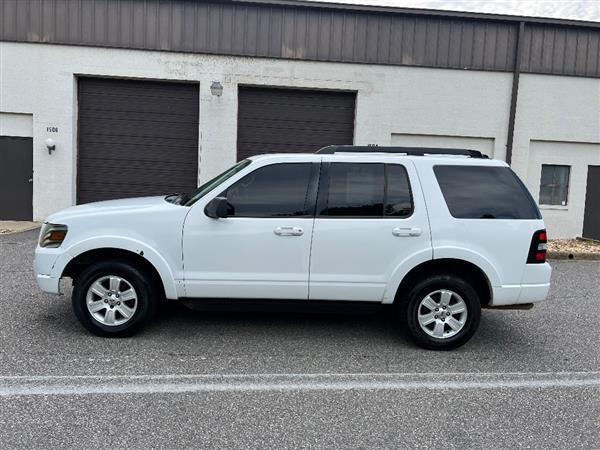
433;165;541;220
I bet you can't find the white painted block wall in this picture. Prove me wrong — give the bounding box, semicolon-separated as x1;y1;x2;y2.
0;42;598;237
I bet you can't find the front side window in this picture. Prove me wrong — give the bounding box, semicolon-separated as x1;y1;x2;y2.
222;163;313;217
185;159;251;206
319;163;413;218
434;165;541;220
539;165;570;206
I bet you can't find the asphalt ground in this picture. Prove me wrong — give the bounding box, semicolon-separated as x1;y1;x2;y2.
1;229;599;448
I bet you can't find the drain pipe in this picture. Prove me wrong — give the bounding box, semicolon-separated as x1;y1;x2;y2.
506;21;525;166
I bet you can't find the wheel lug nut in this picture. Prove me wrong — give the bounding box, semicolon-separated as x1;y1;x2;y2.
434;315;438;319
441;318;445;322
447;312;451;316
117;301;121;305
435;308;439;311
104;299;108;303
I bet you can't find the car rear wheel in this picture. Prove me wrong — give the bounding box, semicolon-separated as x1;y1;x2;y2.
72;260;157;337
399;274;481;350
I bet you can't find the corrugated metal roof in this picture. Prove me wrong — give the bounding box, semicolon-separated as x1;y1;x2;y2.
0;0;598;77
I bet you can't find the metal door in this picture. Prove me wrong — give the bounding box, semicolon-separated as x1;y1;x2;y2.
583;166;600;240
0;136;33;220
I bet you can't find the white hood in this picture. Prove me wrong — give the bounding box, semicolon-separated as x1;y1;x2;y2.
45;196;173;223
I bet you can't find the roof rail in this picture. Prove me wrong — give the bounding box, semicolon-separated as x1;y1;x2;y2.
316;145;488;159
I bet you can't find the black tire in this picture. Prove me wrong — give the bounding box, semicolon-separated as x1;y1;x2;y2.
72;260;158;337
399;273;481;350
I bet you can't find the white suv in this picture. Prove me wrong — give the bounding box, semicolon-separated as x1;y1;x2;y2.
34;146;551;350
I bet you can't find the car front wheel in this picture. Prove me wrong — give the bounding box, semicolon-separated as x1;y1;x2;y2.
400;274;481;350
72;260;157;337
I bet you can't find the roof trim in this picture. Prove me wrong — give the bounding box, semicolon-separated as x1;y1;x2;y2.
235;0;600;28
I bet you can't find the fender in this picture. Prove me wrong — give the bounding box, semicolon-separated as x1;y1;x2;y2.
433;246;501;287
382;247;501;304
382;248;433;304
51;236;180;299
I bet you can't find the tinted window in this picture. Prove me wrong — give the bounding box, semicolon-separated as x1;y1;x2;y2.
539;164;570;206
385;164;413;217
185;159;251;206
434;165;541;220
223;163;312;217
323;163;384;217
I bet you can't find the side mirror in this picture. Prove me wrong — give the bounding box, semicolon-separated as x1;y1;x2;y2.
204;197;229;219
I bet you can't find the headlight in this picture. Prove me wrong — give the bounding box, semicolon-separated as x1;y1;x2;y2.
39;224;68;248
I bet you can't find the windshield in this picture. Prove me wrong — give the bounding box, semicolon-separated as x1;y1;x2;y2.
183;159;252;206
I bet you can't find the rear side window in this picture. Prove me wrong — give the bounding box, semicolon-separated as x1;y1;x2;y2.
319;163;413;218
385;164;413;217
324;163;384;217
223;163;312;217
433;165;541;220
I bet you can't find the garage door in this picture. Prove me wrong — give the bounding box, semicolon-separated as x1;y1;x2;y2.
237;87;355;160
77;78;199;204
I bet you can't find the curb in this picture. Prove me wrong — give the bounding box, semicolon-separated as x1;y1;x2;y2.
548;252;600;261
0;224;41;235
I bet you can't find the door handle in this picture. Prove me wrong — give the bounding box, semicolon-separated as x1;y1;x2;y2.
274;226;304;236
392;227;422;237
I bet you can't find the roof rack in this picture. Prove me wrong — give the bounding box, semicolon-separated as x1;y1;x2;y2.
316;145;488;159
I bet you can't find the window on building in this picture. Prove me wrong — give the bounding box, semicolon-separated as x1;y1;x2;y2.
539;165;570;206
433;165;541;220
222;163;312;217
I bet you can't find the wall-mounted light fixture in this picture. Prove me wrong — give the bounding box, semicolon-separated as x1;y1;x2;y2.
45;138;56;155
210;81;223;97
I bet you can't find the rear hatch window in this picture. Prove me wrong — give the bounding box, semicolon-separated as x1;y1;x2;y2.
434;165;541;220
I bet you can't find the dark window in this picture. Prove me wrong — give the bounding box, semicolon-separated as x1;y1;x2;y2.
434;165;541;220
223;163;312;217
322;163;385;217
319;163;414;218
385;164;413;217
539;165;570;206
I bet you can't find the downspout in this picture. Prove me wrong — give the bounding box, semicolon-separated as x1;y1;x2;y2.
506;21;525;165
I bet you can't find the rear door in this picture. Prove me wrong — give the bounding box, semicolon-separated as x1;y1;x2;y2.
308;158;432;302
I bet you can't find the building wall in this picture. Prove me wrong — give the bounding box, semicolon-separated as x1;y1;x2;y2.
514;74;600;238
1;41;599;237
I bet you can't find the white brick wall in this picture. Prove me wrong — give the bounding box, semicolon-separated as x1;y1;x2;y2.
1;42;598;237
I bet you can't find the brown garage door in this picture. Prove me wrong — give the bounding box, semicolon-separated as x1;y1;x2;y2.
237;87;355;160
77;77;199;204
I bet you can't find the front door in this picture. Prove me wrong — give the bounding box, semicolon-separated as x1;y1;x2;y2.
583;166;600;240
183;161;319;299
0;136;33;220
309;159;431;302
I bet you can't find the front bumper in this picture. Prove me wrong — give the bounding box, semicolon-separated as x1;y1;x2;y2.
36;274;61;294
33;247;63;294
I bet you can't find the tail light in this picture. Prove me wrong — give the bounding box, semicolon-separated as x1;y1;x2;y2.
527;229;547;264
